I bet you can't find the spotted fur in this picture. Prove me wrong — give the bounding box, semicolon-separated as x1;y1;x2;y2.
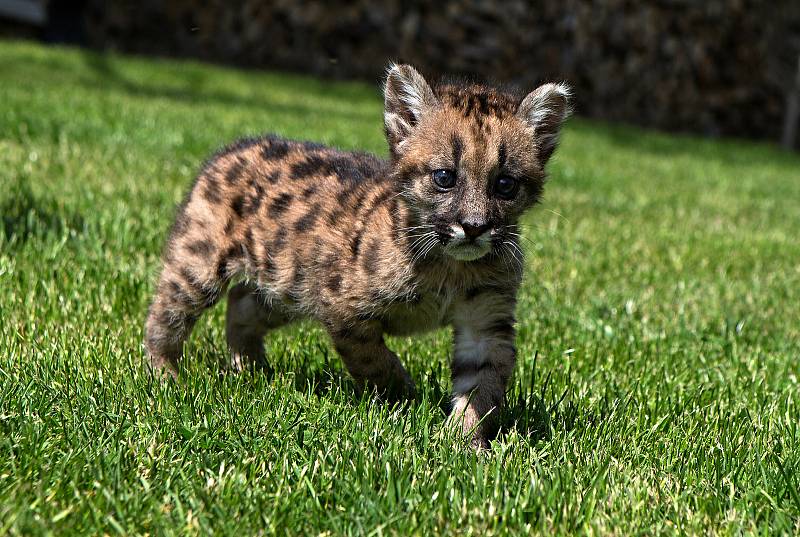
144;64;570;449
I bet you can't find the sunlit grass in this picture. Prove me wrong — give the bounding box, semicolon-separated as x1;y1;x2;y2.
1;40;799;535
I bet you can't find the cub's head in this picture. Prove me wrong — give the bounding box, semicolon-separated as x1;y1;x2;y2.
384;63;570;262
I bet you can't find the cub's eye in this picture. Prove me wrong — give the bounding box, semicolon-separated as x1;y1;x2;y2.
494;175;518;199
431;169;457;190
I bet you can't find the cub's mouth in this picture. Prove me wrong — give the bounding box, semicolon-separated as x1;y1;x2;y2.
439;223;493;261
444;241;492;261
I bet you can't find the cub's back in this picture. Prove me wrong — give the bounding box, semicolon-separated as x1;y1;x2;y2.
164;135;412;321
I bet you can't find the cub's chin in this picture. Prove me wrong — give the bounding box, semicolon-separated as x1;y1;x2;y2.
444;243;492;262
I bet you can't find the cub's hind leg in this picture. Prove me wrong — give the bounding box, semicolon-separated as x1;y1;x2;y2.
330;323;416;401
226;282;295;372
144;183;241;378
144;261;229;379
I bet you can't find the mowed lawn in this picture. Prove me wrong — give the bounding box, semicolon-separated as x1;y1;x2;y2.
1;40;799;535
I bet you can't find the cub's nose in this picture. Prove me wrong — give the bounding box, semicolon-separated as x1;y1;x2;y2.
460;221;491;241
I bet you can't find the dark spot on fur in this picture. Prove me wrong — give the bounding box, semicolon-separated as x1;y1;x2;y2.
291;155;327;179
243;229;254;254
179;267;202;293
250;182;265;211
326;274;342;292
294;203;321;232
202;179;222;204
167;280;182;294
488;318;516;336
225;159;245;184
327;207;346;226
268;193;293;217
179;267;221;307
350;228;364;259
170;213;192;238
265;170;281;184
186;240;214;256
271;228;287;251
462;95;475;118
320;253;338;274
165;280;185;303
361;238;380;274
291;261;305;290
336;187;371;208
231;195;245;217
215;245;241;282
477;93;490;115
388;198;401;242
439;84;518;119
291;152;385;184
336;187;354;206
451;358;494;379
302;185;318;199
360;189;396;223
451;133;464;166
223;218;235;234
215;256;228;281
157;310;181;330
261;139;290;160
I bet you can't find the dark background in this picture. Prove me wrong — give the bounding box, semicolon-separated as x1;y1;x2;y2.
5;0;800;148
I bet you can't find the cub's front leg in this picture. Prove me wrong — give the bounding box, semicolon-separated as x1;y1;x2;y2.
448;291;517;449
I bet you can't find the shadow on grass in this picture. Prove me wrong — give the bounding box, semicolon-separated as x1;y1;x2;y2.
1;177;85;248
79;51;376;119
500;392;579;444
197;333;575;445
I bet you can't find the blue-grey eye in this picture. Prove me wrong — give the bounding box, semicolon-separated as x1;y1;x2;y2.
432;169;456;190
494;175;518;199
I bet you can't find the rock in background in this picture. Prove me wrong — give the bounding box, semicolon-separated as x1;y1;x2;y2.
83;0;800;145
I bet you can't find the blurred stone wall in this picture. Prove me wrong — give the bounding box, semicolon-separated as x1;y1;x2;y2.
83;0;800;143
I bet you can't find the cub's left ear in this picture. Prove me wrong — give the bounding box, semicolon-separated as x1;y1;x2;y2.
516;82;572;163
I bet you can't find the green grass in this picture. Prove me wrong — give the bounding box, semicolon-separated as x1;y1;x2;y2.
1;40;799;535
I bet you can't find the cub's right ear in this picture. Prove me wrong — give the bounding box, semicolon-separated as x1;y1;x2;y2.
383;63;438;156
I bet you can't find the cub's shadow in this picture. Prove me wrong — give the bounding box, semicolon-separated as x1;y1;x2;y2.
209;339;356;400
1;179;85;248
499;391;578;444
207;341;576;446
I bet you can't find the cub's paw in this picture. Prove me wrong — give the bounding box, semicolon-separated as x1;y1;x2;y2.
446;403;497;451
382;373;417;403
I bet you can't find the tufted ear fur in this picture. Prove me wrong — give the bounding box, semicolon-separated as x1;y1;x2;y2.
383;63;439;157
516;82;572;164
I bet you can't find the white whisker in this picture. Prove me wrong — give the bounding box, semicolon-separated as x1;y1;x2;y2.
542;208;570;222
415;237;439;262
506;239;524;260
503;241;523;269
408;231;436;252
